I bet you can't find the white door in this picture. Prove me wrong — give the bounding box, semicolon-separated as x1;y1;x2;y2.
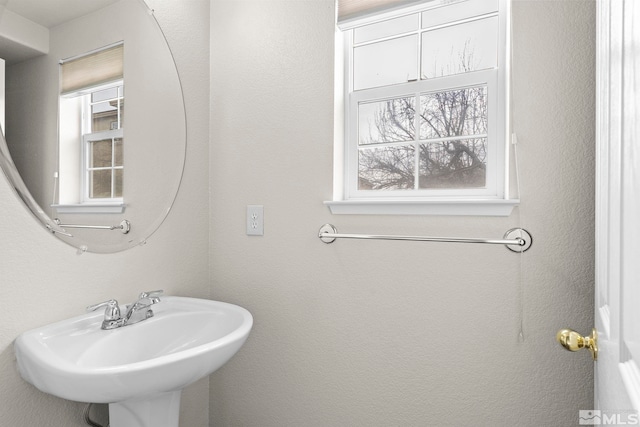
593;0;640;422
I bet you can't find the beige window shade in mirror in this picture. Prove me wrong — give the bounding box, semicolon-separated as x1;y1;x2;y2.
60;43;123;95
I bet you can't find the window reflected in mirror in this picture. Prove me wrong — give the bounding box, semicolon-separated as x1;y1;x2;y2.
58;43;124;207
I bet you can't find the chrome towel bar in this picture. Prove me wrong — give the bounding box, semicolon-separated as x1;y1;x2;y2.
318;224;532;252
54;219;131;234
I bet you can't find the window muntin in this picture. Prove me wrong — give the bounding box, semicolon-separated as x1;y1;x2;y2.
341;0;506;202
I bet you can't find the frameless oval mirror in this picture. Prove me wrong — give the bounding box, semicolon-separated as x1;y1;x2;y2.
0;0;186;253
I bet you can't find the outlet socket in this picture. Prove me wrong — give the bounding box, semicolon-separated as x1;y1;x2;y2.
246;205;264;236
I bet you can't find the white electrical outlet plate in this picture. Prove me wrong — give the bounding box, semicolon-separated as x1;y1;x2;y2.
246;205;264;236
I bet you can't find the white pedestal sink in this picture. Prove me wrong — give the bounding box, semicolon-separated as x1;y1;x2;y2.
14;296;253;427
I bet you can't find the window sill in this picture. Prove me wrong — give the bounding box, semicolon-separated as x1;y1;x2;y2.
324;199;519;216
52;203;126;214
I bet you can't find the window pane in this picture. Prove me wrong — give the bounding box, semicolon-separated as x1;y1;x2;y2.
359;97;415;145
114;138;123;166
90;85;123;131
358;145;414;190
89;170;112;198
89;139;113;168
420;86;487;140
354;13;419;44
92;101;119;131
421;16;498;79
114;169;123;198
418;139;487;188
421;0;498;29
92;86;118;103
354;35;418;90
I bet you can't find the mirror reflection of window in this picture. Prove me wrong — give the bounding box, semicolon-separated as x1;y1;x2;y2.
84;84;124;199
58;43;124;205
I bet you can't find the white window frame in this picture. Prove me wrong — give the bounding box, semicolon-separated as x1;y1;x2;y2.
80;81;124;204
326;0;518;216
55;82;125;213
53;43;126;214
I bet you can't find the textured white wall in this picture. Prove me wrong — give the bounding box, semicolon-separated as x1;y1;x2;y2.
209;0;595;426
0;0;210;425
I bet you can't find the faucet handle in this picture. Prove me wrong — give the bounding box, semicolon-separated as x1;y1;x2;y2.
86;299;121;321
139;290;163;299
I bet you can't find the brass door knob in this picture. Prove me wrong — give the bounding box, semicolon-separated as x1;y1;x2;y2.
556;328;598;361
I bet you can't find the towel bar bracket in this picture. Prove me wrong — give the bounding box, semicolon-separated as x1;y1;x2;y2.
503;228;532;253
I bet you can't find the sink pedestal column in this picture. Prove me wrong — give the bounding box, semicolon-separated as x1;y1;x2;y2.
109;390;182;427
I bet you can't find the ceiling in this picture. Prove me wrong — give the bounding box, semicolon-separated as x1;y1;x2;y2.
0;0;121;63
2;0;120;28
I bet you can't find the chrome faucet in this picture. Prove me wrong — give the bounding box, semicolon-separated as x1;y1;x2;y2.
124;290;163;325
87;290;163;330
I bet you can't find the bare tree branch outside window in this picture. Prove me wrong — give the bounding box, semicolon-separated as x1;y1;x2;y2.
358;41;488;191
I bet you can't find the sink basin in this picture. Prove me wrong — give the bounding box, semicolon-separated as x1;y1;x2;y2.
14;296;252;427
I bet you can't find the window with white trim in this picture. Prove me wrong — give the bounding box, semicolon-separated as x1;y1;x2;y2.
328;0;515;215
56;43;125;213
81;82;124;201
